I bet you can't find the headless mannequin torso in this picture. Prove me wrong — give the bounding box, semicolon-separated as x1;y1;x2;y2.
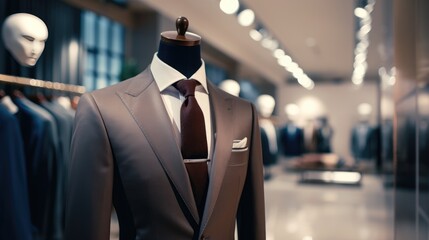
157;17;202;78
157;41;201;78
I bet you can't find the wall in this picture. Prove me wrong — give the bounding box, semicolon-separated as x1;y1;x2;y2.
277;82;378;162
393;0;429;239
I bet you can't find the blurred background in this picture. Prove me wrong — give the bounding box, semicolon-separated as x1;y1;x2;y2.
0;0;428;240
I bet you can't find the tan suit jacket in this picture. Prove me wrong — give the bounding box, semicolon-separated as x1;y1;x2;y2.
65;68;266;240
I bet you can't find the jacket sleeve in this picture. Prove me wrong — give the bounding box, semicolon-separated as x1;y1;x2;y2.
237;103;266;240
65;93;114;240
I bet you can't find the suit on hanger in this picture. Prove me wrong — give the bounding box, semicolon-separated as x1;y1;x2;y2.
41;100;74;240
0;104;33;240
65;68;265;240
13;97;58;240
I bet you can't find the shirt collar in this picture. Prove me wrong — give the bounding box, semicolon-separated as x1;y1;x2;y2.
150;53;209;94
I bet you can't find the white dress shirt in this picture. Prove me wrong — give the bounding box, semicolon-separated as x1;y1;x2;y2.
150;53;212;157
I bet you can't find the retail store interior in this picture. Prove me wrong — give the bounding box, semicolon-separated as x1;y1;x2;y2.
0;0;428;240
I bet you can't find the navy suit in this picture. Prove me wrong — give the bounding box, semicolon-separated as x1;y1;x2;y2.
279;123;304;157
41;100;74;240
351;122;375;160
0;104;33;240
14;97;58;240
260;127;277;166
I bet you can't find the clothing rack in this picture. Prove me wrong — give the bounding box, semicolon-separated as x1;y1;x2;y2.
0;73;86;94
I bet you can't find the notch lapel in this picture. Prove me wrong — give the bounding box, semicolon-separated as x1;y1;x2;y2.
200;82;234;232
117;68;200;223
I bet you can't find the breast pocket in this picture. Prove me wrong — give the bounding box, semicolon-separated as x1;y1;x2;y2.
229;147;249;166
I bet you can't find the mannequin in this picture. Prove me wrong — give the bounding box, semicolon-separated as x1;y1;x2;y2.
219;79;240;96
351;104;375;163
0;14;47;240
256;94;278;179
315;116;333;153
280;104;304;157
157;17;201;78
66;17;265;240
2;13;48;67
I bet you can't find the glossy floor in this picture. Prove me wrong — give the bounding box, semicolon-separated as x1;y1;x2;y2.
110;162;394;240
264;164;394;240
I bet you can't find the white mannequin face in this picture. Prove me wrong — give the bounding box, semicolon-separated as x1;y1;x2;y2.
2;13;48;67
256;94;275;118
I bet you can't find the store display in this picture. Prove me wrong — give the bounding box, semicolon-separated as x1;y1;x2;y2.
1;12;81;240
315;116;333;153
256;94;278;179
279;121;304;157
350;119;376;162
0;99;33;240
66;17;265;240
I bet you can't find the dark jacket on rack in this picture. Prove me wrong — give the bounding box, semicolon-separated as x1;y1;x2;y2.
13;97;58;240
0;104;33;240
40;100;74;240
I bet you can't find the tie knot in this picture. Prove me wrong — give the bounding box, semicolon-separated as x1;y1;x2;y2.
174;79;198;97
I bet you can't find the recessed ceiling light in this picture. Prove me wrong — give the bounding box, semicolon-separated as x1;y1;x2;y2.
219;0;239;15
238;9;255;26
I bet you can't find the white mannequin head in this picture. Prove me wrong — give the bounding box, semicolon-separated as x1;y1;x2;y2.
357;103;372;122
284;103;300;122
2;13;48;67
219;79;240;96
256;94;275;118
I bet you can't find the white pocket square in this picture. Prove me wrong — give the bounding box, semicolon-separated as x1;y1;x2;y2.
232;137;247;149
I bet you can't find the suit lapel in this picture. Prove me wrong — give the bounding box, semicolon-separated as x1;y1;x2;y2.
200;82;234;231
117;68;200;223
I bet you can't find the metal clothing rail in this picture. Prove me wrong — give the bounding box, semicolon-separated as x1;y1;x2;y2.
0;73;86;94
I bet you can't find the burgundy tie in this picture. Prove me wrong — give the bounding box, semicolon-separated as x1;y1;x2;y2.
174;79;209;218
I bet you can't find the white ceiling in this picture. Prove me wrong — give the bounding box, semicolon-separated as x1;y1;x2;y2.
134;0;387;86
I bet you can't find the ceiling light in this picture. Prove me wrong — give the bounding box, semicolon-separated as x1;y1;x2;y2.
269;40;279;50
365;2;375;13
354;7;368;19
285;62;299;72
261;38;278;50
237;9;255;27
273;49;285;58
261;38;272;49
278;55;292;67
292;71;305;79
360;24;372;35
355;53;366;63
352;76;363;85
219;0;239;15
249;29;262;41
292;67;304;76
